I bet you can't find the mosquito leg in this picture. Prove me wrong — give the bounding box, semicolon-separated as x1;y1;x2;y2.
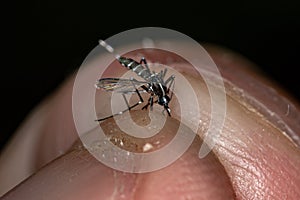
141;85;149;92
95;100;142;122
170;78;175;100
149;95;154;110
130;78;144;104
122;93;130;109
142;95;153;110
162;68;167;78
165;75;175;86
139;57;150;72
142;102;150;110
139;57;147;64
165;75;175;100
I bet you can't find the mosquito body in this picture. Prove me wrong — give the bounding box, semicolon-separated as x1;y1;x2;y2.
95;40;175;121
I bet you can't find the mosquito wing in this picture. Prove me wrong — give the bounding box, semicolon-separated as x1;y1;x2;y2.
95;78;148;93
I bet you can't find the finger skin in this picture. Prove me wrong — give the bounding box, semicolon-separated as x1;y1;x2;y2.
0;44;299;199
2;113;235;200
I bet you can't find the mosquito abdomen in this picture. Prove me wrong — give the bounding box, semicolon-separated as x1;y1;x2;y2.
118;57;152;80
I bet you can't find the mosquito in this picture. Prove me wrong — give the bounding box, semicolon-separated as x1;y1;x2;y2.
95;40;175;122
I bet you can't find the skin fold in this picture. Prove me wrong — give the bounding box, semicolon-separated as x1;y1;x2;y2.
0;44;299;199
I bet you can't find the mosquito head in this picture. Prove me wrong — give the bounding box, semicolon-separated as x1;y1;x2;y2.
158;95;171;116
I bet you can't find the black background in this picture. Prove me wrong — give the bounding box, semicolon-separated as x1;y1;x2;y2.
3;1;300;150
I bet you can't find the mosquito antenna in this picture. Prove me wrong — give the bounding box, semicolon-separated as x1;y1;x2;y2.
99;40;121;60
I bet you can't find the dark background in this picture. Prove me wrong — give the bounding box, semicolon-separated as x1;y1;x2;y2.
3;1;300;151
